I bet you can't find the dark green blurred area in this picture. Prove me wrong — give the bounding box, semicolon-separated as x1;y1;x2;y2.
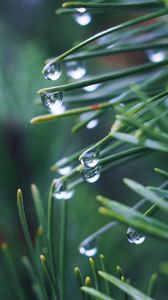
0;1;168;299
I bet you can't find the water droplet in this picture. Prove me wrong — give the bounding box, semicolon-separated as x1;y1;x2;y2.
73;9;92;26
81;165;101;183
86;119;99;129
58;165;72;176
41;91;63;111
66;61;86;80
43;61;61;81
127;227;145;245
79;241;98;257
53;180;74;200
147;50;166;63
76;7;86;13
80;149;100;168
53;157;72;174
83;83;101;92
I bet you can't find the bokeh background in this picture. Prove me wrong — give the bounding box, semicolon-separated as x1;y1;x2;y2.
0;0;167;299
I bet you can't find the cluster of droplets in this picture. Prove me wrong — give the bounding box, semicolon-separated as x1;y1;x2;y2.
80;149;101;183
53;180;74;200
41;59;65;113
79;240;98;257
73;8;92;26
127;227;146;245
42;49;102;115
44;59;86;82
41;58;89;113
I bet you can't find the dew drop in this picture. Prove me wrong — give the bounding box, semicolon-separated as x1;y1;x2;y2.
73;8;92;26
81;165;101;183
76;7;87;13
41;91;64;111
80;149;100;168
58;165;72;176
83;83;101;92
79;241;98;257
127;227;146;245
66;61;86;79
43;61;62;81
53;180;74;200
147;50;166;63
86;119;99;129
54;158;72;175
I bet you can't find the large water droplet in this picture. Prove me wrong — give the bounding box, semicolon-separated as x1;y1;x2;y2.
147;50;166;63
73;8;92;26
81;165;101;183
66;61;86;79
127;227;146;245
53;181;74;200
79;241;98;257
80;149;100;168
83;83;101;92
44;61;61;81
41;91;63;111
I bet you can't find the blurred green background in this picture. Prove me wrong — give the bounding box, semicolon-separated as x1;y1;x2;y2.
0;1;168;299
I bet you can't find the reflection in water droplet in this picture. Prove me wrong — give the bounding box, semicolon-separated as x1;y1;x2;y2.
80;149;100;168
50;103;65;115
127;227;146;245
41;91;64;111
44;61;61;81
86;119;99;129
53;180;74;200
66;61;86;79
81;165;101;183
147;50;166;63
83;83;101;92
73;9;92;26
79;241;98;257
